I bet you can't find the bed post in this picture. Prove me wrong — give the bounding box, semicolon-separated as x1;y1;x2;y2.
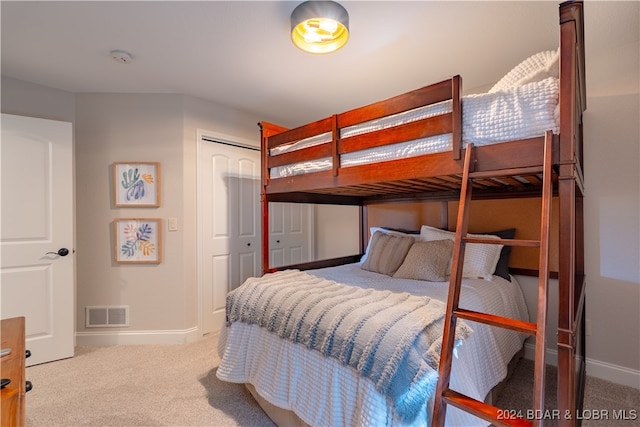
258;122;270;274
557;1;586;425
259;121;290;274
360;205;367;257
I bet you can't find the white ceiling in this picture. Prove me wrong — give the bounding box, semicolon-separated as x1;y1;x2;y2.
1;1;638;127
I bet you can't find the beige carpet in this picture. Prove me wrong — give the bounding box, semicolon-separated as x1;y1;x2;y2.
25;334;274;426
25;333;638;426
495;358;640;427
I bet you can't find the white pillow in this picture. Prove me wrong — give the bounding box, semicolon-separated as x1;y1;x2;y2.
489;49;559;94
360;227;418;263
419;225;503;280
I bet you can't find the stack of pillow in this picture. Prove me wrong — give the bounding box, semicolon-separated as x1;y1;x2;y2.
361;225;515;282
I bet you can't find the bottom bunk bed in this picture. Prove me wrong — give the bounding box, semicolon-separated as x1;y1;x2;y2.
217;227;529;427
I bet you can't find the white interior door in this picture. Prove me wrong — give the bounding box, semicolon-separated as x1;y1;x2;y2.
269;203;315;268
198;134;260;336
0;114;74;366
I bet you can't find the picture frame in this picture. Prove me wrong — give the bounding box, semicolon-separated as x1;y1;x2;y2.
114;218;162;264
113;162;160;207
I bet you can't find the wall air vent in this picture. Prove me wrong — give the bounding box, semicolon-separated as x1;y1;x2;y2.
85;306;129;328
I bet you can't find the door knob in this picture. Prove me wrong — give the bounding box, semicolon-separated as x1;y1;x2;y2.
46;248;69;257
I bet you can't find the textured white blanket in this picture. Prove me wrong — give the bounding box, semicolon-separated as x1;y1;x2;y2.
225;269;473;423
218;264;530;426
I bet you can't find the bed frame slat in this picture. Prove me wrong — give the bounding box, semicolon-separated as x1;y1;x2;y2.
338;78;456;128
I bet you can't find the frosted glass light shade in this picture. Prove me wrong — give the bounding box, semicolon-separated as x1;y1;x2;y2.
291;1;349;54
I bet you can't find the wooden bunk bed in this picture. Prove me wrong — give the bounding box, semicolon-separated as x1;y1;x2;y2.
219;1;586;426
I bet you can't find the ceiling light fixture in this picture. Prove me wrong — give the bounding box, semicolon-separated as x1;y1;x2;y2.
291;1;349;54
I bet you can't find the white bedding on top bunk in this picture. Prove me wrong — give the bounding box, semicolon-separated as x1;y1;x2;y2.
216;263;529;427
269;74;559;179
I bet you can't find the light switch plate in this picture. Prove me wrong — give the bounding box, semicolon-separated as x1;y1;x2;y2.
168;217;178;231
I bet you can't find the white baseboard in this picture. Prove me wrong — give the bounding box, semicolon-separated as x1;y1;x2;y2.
524;342;640;389
585;358;640;389
75;327;200;346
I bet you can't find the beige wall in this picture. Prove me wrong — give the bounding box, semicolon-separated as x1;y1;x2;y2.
1;76;75;122
74;94;186;334
315;205;360;260
581;39;639;379
70;93;264;341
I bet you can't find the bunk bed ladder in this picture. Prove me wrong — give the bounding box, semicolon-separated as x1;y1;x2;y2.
432;133;554;427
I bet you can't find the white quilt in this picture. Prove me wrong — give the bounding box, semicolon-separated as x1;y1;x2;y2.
217;263;529;426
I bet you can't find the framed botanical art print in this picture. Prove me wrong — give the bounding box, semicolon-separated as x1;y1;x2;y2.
114;218;162;264
113;162;160;207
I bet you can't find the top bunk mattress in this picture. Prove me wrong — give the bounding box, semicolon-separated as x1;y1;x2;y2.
269;50;559;179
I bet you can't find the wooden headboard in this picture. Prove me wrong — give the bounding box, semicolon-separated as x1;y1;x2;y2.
366;197;560;274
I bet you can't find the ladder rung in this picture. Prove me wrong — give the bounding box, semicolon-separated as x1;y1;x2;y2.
442;389;532;427
453;308;537;335
469;166;543;180
463;237;541;247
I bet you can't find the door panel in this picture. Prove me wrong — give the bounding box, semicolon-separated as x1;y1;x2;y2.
1;266;51;338
199;139;260;335
0;114;74;366
269;203;314;268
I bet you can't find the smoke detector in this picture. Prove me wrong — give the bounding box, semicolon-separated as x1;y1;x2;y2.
110;50;133;64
